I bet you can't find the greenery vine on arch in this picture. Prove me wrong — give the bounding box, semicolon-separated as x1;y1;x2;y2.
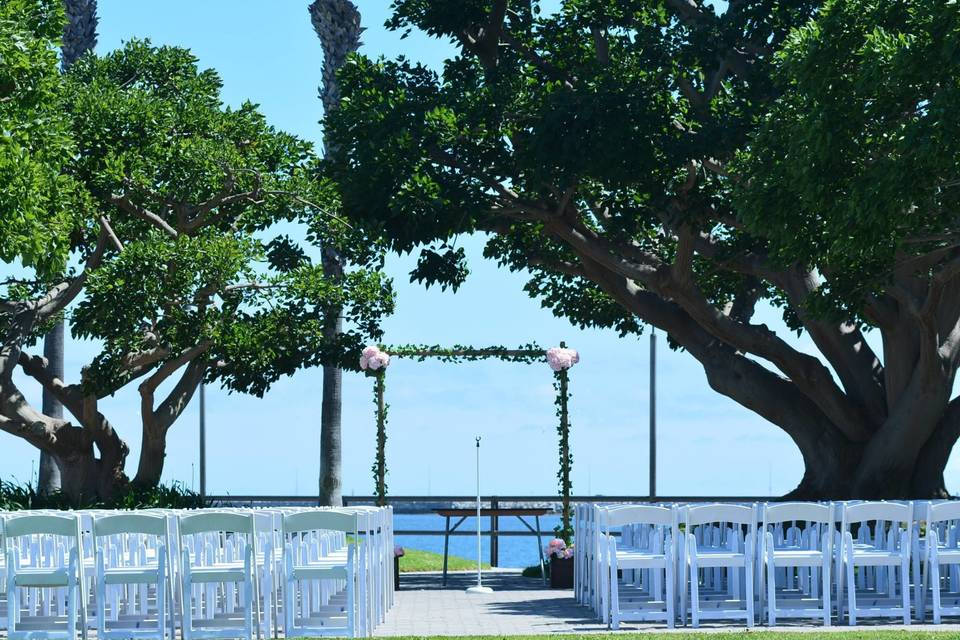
360;342;578;543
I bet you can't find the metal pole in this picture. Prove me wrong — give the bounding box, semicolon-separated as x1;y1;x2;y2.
200;382;206;503
649;329;657;500
466;436;492;593
475;437;482;585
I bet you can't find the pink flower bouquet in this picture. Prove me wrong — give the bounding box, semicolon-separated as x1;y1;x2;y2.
546;537;573;559
360;345;391;372
545;346;579;372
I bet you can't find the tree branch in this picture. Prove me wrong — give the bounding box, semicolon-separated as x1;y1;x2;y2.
110;193;179;238
152;359;207;432
138;342;212;397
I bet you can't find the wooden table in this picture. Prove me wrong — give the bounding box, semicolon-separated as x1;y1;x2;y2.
433;507;550;585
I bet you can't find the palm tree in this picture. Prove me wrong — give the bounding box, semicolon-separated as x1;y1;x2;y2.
38;0;99;496
61;0;98;69
309;0;362;507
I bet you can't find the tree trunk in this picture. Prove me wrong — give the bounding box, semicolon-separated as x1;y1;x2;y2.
785;400;960;500
36;418;128;505
41;0;100;499
38;323;63;494
310;0;362;507
133;358;207;489
133;431;166;488
61;0;98;70
319;271;344;506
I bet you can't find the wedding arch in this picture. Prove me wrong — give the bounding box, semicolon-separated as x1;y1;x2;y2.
358;342;579;541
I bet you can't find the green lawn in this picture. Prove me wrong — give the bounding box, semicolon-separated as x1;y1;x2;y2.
398;548;490;573
356;635;960;640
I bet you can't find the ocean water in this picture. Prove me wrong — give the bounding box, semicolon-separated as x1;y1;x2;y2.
393;512;563;569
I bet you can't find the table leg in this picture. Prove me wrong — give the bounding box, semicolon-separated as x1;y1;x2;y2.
491;515;499;567
442;515;451;586
535;515;546;586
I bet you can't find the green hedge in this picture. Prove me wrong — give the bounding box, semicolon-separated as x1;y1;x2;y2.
0;479;206;511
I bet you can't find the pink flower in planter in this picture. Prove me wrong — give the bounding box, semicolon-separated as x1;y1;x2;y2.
394;546;405;557
546;538;568;558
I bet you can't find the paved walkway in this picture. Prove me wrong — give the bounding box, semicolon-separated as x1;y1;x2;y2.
377;570;960;636
376;570;604;636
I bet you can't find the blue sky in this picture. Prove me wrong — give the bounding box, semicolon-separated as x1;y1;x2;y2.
4;0;958;498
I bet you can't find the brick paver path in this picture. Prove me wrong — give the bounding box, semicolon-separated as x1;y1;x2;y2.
376;570;604;636
376;569;960;636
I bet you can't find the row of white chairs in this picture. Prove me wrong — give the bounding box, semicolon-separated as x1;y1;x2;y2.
0;506;394;639
575;501;960;628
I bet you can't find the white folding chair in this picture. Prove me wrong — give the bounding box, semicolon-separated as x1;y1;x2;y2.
252;510;280;639
93;513;170;640
921;501;960;623
682;503;756;627
281;510;358;638
601;505;677;629
0;513;7;630
839;501;912;625
178;511;256;640
4;513;86;640
760;502;833;626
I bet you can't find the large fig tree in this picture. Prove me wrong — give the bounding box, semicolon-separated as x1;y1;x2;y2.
1;4;391;502
327;0;960;498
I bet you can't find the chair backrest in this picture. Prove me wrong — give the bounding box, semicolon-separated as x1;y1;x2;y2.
93;513;168;538
178;511;254;536
685;503;756;528
842;501;913;530
282;510;358;536
927;501;960;525
763;501;833;527
601;505;675;529
3;513;81;539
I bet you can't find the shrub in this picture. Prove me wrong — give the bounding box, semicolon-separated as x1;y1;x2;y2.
0;479;206;510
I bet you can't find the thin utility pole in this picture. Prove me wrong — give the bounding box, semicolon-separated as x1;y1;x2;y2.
649;329;657;500
199;382;206;502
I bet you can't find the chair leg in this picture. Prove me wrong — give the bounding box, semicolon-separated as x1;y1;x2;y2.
901;557;911;625
766;557;777;627
678;536;688;626
95;575;106;640
665;553;675;629
932;557;942;625
346;571;355;637
689;555;700;628
599;542;609;625
822;560;832;627
68;582;78;640
608;561;620;631
835;532;844;620
180;552;192;640
7;581;16;635
912;547;922;621
245;578;254;640
846;559;857;625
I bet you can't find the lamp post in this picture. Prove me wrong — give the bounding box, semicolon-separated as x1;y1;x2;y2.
199;382;206;503
466;436;492;594
649;329;657;500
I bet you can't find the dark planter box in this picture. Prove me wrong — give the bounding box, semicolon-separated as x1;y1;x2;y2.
550;556;574;589
394;556;400;590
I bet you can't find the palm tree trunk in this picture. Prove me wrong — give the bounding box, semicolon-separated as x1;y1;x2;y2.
309;0;362;507
319;306;344;505
38;322;63;494
39;0;99;496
